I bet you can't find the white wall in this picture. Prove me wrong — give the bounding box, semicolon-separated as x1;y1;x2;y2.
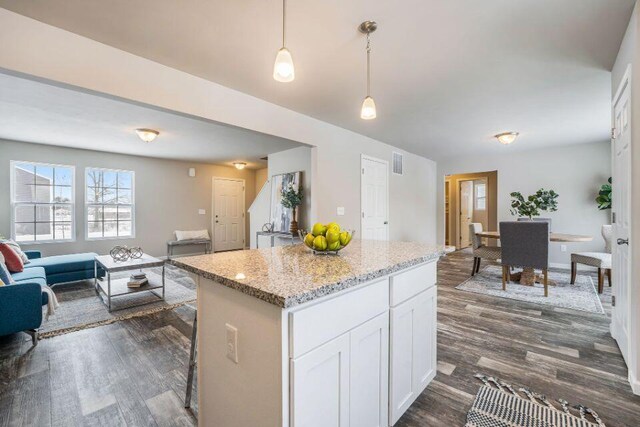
437;141;611;266
612;2;640;394
0;10;438;245
0;139;257;258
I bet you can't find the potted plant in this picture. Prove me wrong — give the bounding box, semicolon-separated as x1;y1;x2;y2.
596;177;612;210
510;189;559;219
281;183;304;234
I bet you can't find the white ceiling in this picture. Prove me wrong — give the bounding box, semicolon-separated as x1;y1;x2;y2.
0;0;635;160
0;73;303;168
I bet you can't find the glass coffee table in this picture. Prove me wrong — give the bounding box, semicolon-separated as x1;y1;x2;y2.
94;253;165;312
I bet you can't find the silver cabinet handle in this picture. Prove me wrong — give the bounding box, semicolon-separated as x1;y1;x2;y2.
617;238;629;245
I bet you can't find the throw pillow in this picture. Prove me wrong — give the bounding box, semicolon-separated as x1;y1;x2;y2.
1;239;30;264
0;259;13;284
0;278;5;286
175;230;210;241
0;243;24;273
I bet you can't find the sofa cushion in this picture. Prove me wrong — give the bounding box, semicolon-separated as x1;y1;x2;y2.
0;243;24;273
11;267;47;283
24;253;98;276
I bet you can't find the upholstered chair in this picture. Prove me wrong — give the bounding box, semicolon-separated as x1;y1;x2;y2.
517;217;552;231
500;221;550;296
469;223;501;276
570;225;612;294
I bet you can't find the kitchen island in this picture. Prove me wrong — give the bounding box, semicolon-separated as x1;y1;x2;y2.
172;240;443;427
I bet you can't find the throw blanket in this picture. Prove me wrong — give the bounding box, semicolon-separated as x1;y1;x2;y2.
42;287;59;320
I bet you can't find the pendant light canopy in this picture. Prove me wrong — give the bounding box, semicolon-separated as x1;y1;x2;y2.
273;0;295;82
359;21;377;120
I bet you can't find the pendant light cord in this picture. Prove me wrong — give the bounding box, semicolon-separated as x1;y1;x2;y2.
282;0;286;47
366;32;371;97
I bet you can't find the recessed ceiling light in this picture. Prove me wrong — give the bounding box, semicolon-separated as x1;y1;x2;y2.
135;128;159;143
495;132;519;145
233;162;247;170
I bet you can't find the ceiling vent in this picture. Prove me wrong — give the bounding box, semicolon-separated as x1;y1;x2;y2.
392;152;403;176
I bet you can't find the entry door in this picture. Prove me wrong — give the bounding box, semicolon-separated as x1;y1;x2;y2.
213;178;244;252
611;69;632;364
361;156;389;240
459;180;474;248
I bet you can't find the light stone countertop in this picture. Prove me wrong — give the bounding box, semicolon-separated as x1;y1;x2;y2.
170;240;444;308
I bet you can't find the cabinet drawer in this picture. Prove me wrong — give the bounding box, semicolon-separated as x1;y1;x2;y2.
390;261;436;307
289;278;389;358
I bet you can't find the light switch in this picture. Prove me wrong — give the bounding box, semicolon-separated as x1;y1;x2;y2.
198;209;206;215
337;207;345;216
226;323;239;364
560;245;567;252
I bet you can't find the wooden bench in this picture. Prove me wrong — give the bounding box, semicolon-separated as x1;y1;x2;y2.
166;239;212;260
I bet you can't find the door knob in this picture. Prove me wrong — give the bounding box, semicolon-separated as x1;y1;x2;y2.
384;221;388;225
617;238;629;245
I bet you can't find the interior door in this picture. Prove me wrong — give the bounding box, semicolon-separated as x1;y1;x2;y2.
213;178;244;252
611;70;632;364
459;180;474;248
361;156;389;240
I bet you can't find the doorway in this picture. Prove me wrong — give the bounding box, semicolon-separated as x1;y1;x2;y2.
459;180;474;248
361;155;389;240
212;177;245;252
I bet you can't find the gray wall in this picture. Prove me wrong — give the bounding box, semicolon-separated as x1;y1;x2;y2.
437;141;612;266
0;139;257;258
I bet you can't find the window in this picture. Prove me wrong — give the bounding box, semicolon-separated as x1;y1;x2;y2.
85;168;135;239
475;182;487;211
11;161;75;243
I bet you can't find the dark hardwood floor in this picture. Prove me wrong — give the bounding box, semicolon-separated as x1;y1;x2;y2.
1;250;639;426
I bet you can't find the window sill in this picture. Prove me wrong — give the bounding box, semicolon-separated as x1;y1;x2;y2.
13;239;76;245
86;235;136;242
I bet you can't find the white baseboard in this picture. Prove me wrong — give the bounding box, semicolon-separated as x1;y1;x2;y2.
629;369;640;395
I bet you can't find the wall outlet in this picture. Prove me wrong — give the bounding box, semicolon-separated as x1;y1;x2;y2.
225;323;239;364
560;244;567;252
198;209;206;215
337;207;345;216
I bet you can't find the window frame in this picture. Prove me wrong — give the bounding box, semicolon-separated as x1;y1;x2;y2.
474;182;487;211
84;167;136;241
10;160;76;244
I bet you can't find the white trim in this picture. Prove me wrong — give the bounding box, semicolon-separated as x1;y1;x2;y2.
360;154;389;241
212;176;246;253
84;167;136;241
9;160;76;244
629;369;640;395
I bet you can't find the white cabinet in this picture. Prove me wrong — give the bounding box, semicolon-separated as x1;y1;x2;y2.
350;312;389;427
389;285;437;425
291;333;351;427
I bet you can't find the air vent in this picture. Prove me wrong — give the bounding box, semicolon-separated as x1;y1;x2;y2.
392;152;403;175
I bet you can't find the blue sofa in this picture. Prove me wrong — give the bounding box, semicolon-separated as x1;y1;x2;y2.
0;250;102;344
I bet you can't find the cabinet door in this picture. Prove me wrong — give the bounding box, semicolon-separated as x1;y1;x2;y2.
350;312;389;427
291;333;350;427
389;286;437;425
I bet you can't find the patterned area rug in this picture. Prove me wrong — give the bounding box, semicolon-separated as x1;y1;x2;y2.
456;265;604;314
467;374;604;426
40;264;196;338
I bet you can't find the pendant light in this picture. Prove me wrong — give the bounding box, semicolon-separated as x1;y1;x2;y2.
273;0;295;82
359;21;377;120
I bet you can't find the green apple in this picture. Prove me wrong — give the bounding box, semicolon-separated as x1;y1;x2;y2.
326;229;340;244
327;241;341;251
312;222;328;236
326;222;341;233
313;235;328;251
339;231;352;246
304;233;315;248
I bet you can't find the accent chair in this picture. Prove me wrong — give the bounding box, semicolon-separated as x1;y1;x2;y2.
469;223;501;276
570;225;612;294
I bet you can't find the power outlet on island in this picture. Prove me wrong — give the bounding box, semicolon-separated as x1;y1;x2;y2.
226;323;239;364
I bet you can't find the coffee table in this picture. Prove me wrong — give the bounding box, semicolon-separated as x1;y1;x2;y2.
94;253;165;312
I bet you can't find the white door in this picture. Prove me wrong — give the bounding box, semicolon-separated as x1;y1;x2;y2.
291;334;350;427
350;312;389;427
361;156;389;240
213;178;244;252
389;286;437;425
459;180;474;248
611;68;632;364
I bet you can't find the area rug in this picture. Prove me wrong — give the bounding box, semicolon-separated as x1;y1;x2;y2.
40;265;196;339
467;374;605;426
456;265;604;314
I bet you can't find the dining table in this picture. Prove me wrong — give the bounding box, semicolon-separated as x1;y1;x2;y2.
475;231;593;285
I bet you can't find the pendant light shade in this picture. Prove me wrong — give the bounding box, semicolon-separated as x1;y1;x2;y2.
361;96;377;120
273;47;295;82
273;0;294;82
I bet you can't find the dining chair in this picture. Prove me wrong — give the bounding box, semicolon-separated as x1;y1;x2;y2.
517;217;552;231
570;225;612;294
500;221;550;296
469;223;501;276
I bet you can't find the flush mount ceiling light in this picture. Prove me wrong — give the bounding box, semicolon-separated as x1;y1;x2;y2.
359;21;378;120
495;131;519;145
273;0;295;82
233;162;247;170
135;128;159;143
